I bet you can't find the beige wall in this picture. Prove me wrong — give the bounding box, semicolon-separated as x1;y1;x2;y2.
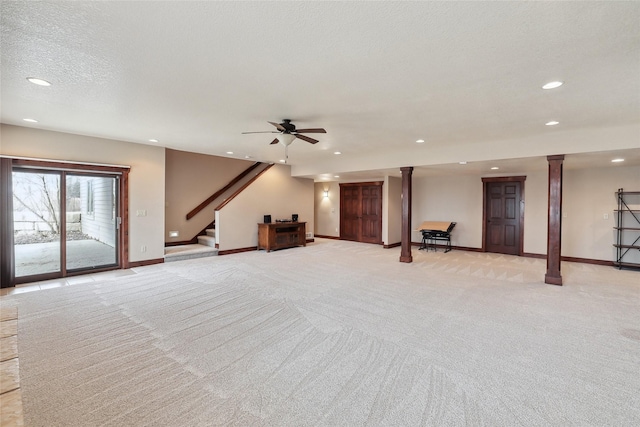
165;149;254;242
383;176;402;245
314;181;341;237
412;174;484;248
0;124;165;263
216;164;314;251
563;165;640;263
522;170;548;255
411;164;640;262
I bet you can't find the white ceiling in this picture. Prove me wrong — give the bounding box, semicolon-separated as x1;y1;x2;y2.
1;1;639;181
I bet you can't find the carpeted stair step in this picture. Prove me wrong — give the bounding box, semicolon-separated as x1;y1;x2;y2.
205;228;215;237
164;244;218;262
197;235;216;247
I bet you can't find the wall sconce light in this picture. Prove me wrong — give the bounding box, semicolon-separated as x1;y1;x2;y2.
323;190;329;198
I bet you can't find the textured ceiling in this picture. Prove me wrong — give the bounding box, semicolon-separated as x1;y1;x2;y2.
1;1;639;180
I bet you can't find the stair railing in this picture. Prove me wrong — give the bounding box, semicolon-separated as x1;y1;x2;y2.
215;164;274;211
186;161;263;220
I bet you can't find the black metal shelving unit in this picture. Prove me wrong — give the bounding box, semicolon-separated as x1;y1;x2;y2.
614;189;640;270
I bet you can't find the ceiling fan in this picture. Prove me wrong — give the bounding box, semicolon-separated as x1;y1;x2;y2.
242;119;327;163
242;119;326;145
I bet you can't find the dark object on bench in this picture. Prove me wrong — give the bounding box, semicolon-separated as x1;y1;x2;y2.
418;222;456;253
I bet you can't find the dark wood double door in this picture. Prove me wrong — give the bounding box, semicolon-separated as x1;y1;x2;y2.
340;182;382;244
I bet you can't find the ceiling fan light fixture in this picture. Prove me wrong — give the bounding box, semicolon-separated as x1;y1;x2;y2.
277;134;296;146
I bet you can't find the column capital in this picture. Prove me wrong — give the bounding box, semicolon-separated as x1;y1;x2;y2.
547;155;565;162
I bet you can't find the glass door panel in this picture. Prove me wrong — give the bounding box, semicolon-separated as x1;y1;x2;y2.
13;170;62;278
66;175;118;271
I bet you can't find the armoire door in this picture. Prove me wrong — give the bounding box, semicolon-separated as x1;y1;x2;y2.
340;182;382;244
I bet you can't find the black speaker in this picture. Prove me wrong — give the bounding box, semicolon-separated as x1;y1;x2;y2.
292;214;298;222
264;215;271;224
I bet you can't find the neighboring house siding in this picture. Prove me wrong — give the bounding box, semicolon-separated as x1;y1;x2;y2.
81;177;116;247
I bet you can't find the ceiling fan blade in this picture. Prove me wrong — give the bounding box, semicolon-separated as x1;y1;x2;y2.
294;128;326;134
268;121;286;132
242;131;278;134
295;134;319;144
270;138;279;145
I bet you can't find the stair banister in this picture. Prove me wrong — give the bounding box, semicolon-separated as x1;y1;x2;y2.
186;161;262;220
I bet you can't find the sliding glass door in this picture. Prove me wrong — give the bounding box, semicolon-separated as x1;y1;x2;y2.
13;170;62;278
7;164;124;285
65;174;119;272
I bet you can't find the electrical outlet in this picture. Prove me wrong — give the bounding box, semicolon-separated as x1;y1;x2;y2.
603;213;609;220
335;228;338;232
140;245;147;252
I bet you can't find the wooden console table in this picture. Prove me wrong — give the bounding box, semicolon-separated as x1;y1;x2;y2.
258;222;306;252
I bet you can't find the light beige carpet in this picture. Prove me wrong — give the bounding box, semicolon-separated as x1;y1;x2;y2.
8;239;640;426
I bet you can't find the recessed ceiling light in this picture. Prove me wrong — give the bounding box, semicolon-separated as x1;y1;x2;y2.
149;139;158;143
226;151;234;155
542;81;563;90
23;118;38;123
611;158;625;163
459;161;467;165
416;139;425;144
334;175;340;178
244;155;252;159
27;77;51;86
334;151;341;155
279;159;286;163
491;167;499;170
545;121;559;126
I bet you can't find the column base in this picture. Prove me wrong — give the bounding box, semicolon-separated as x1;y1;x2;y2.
544;273;563;286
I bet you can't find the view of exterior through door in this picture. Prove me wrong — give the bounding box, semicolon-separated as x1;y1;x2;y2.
6;163;125;285
339;182;383;244
13;170;62;276
483;177;525;256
